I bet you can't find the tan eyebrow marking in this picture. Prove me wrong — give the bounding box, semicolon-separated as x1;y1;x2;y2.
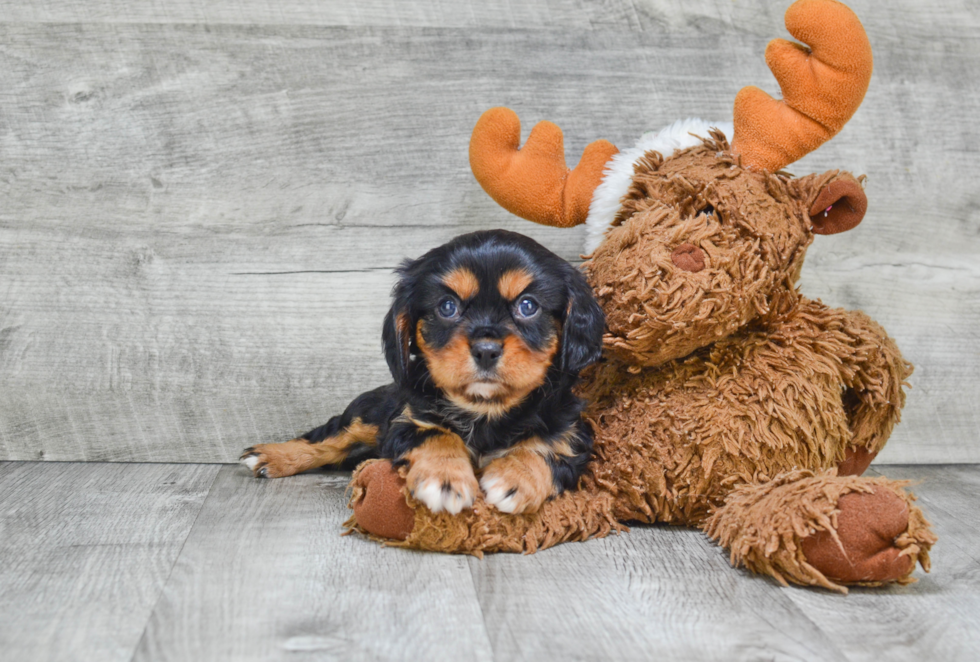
497;269;534;300
441;268;479;300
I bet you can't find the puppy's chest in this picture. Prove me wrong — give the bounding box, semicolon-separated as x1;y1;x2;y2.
443;414;525;464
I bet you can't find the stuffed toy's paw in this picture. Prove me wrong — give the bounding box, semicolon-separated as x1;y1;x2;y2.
349;460;415;541
347;458;625;554
706;471;936;592
800;488;928;584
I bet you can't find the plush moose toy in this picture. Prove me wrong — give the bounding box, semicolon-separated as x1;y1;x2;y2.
347;0;936;591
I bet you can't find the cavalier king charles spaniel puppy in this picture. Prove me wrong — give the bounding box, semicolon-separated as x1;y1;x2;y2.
242;230;604;515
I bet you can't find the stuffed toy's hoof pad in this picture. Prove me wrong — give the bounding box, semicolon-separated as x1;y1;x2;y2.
801;488;913;584
837;446;877;477
351;461;415;541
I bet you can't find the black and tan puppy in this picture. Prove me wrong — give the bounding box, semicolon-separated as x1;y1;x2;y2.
241;230;604;515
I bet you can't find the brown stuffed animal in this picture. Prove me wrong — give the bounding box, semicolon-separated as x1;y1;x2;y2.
346;0;936;592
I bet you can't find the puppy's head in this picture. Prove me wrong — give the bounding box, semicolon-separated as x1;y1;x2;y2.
383;230;604;416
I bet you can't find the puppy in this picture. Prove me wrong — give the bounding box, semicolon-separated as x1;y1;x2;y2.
241;230;605;515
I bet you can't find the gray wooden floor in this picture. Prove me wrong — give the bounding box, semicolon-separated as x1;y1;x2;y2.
2;461;978;661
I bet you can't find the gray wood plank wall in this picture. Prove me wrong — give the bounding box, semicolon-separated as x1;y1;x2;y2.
1;0;978;463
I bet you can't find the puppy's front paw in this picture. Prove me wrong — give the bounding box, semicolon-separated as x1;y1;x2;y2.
405;457;479;515
480;453;554;515
240;440;313;479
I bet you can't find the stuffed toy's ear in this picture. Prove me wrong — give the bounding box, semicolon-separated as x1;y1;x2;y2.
559;264;606;375
808;173;867;234
795;171;868;234
469;107;619;228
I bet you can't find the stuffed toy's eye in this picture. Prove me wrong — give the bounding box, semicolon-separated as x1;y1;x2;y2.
515;297;539;319
437;298;459;320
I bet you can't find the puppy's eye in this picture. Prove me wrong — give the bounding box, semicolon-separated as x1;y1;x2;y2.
515;297;539;319
698;203;715;217
437;298;459;320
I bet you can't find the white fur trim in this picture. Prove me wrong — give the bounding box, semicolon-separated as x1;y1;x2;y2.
584;119;733;254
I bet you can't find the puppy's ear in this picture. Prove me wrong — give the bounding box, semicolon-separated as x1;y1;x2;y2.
382;265;417;387
559;266;605;375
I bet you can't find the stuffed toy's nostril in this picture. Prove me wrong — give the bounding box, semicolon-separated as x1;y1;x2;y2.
671;243;706;272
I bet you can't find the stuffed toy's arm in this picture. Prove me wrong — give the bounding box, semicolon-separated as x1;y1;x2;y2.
347;459;623;554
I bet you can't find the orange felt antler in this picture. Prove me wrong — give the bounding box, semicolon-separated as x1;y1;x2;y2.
731;0;873;172
469;107;619;228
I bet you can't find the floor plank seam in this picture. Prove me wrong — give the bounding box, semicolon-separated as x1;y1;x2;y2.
465;560;498;662
778;591;853;662
125;465;222;662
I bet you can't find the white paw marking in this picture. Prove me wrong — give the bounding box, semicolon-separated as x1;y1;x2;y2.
413;478;475;515
481;475;518;514
241;455;260;470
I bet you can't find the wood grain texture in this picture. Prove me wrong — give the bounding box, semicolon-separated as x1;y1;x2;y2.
469;528;849;661
132;465;493;662
0;461;219;662
466;463;980;662
776;465;980;662
2;461;978;660
1;0;978;462
1;0;974;37
0;0;642;28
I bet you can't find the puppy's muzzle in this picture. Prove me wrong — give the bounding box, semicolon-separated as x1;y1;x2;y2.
470;339;503;371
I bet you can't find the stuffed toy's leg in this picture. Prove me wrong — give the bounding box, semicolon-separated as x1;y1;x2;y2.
345;460;623;555
704;470;936;592
834;310;914;476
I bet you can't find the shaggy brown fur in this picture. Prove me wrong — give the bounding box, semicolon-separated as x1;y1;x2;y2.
347;135;936;592
706;470;933;590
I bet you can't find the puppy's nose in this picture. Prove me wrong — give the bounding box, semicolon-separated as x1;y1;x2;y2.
471;340;503;370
